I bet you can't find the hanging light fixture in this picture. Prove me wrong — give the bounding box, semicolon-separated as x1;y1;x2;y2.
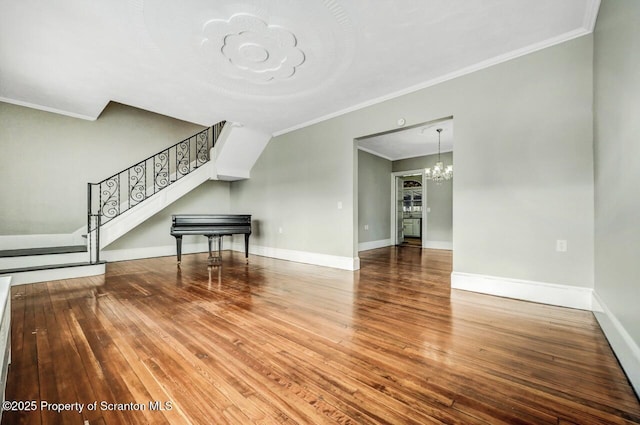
425;128;453;183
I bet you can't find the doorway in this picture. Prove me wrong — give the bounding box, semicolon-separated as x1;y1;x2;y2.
392;170;426;246
356;116;453;255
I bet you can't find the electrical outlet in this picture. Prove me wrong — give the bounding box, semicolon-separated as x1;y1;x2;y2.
337;201;343;210
278;227;283;234
556;240;567;252
364;224;369;230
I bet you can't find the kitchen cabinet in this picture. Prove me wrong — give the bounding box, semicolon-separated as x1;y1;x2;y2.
403;188;422;213
403;218;421;237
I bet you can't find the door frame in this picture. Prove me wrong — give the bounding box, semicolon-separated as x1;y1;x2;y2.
390;169;427;246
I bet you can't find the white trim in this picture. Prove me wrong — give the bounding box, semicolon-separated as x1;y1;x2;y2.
358;239;392;252
102;238;354;265
231;242;360;271
583;0;601;32
272;29;592;137
451;271;593;311
215;170;250;181
423;241;453;250
0;252;88;270
0;96;100;121
101;241;209;262
0;277;10;313
3;263;105;286
591;293;603;313
0;275;10;423
592;292;640;396
0;233;85;250
357;146;394;161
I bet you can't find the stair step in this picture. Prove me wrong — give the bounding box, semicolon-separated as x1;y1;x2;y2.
0;245;87;258
0;246;89;270
0;261;106;285
0;261;101;275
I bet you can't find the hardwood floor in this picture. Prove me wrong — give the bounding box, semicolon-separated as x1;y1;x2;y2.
400;237;422;247
4;247;640;424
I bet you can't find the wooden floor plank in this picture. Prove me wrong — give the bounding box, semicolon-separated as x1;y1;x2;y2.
5;284;42;425
5;248;640;424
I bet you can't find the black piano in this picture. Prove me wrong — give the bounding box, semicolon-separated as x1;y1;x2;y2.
170;214;251;264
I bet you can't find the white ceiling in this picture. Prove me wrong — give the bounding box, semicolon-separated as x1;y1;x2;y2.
358;118;454;161
0;0;599;135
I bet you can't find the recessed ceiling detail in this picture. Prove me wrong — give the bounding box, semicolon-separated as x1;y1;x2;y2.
201;14;305;83
140;0;354;99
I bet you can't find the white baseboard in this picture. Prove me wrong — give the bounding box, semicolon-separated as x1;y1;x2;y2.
423;240;453;250
358;239;392;252
358;239;453;251
592;292;640;396
0;233;85;250
0;252;88;270
232;242;360;271
102;240;360;271
451;271;593;311
101;242;209;262
5;263;106;286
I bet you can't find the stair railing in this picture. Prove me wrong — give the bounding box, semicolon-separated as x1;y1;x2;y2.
87;121;226;263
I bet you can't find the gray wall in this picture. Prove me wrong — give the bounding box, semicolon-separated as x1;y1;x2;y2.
0;101;205;235
233;35;594;289
593;0;640;392
230;125;355;257
393;152;453;244
357;150;391;244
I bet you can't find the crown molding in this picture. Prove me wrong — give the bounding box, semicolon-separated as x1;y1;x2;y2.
273;28;593;137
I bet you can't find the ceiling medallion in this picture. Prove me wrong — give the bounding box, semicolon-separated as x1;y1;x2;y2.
201;14;305;83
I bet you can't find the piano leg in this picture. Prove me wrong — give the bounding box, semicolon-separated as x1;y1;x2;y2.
207;235;221;265
175;235;183;265
244;234;250;264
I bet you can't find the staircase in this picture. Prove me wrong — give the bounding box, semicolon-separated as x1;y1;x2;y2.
0;245;105;285
0;121;271;286
86;122;226;262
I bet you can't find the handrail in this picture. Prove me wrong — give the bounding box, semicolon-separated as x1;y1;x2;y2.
87;121;226;263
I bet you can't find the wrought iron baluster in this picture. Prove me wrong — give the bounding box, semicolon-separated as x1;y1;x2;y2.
155;148;169;191
144;160;148;199
99;174;120;223
153;155;156;195
129;160;146;207
87;183;92;262
196;129;209;167
117;172;121;216
176;140;189;180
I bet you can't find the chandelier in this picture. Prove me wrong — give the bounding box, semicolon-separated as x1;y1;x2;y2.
425;128;453;183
